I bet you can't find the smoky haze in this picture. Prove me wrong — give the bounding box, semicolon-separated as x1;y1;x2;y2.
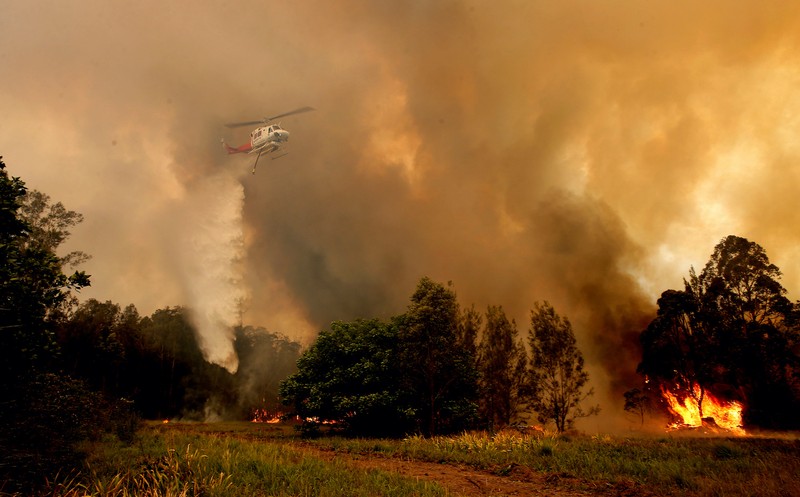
2;1;800;429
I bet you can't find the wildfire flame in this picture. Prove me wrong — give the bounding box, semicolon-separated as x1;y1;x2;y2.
251;408;282;424
661;383;745;435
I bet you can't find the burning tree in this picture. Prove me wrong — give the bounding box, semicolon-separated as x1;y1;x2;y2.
636;235;800;430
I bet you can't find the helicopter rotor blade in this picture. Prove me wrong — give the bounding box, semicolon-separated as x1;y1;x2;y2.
224;120;265;129
224;107;314;128
265;106;315;121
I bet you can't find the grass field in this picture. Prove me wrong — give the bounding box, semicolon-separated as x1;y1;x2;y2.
23;422;800;497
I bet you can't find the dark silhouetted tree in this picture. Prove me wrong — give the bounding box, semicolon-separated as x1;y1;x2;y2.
18;189;90;269
526;302;598;432
623;387;652;427
477;305;528;431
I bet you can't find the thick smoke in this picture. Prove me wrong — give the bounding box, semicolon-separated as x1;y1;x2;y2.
2;0;800;428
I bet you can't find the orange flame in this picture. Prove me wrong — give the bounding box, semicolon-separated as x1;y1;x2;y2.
251;408;282;423
661;384;745;435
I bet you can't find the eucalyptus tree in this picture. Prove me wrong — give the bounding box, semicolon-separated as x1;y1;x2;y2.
527;301;598;432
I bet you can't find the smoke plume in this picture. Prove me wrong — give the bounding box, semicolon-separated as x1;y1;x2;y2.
2;0;800;428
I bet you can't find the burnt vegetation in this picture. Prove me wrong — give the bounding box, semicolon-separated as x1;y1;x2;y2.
2;157;800;492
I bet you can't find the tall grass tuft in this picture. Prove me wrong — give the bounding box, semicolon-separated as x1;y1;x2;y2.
35;426;447;497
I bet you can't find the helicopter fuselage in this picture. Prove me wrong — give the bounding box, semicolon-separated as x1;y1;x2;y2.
251;124;289;152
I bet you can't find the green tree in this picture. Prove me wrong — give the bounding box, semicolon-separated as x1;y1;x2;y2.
458;304;482;362
477;305;527;431
0;158;95;491
280;319;407;436
527;302;598;432
0;157;90;371
398;277;479;435
0;179;89;368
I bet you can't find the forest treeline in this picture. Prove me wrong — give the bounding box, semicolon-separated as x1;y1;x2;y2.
58;301;301;421
280;278;597;437
3;156;800;492
282;233;800;436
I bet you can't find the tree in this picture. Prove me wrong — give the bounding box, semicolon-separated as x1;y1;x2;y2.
18;190;90;269
457;304;481;365
0;179;89;368
234;325;301;419
0;157;90;371
477;305;527;431
134;306;237;419
623;388;651;427
637;288;718;418
636;235;800;429
280;319;408;436
58;299;127;394
526;302;598;432
695;235;790;328
0;158;96;491
397;277;479;435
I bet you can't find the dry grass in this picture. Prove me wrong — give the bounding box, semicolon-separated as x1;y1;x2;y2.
16;422;800;497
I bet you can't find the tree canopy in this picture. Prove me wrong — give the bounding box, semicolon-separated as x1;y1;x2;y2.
280;319;407;436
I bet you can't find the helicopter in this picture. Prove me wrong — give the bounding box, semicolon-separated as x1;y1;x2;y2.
221;106;314;174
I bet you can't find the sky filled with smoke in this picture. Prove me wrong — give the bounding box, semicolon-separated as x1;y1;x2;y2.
2;1;800;428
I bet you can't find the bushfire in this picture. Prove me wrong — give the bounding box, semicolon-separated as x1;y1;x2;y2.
251;408;282;424
661;383;745;435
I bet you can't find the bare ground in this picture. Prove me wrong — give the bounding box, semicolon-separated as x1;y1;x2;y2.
293;443;653;497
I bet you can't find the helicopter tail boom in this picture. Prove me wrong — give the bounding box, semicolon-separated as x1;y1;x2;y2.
221;138;252;154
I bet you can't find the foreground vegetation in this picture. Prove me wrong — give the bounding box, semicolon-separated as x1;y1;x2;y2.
19;422;800;497
317;429;800;496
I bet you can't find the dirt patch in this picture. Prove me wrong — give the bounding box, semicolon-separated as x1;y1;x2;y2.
293;444;625;497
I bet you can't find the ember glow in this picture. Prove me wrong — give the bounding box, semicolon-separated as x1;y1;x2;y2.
661;384;745;435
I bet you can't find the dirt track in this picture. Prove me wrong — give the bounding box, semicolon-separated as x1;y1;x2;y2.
294;444;648;497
